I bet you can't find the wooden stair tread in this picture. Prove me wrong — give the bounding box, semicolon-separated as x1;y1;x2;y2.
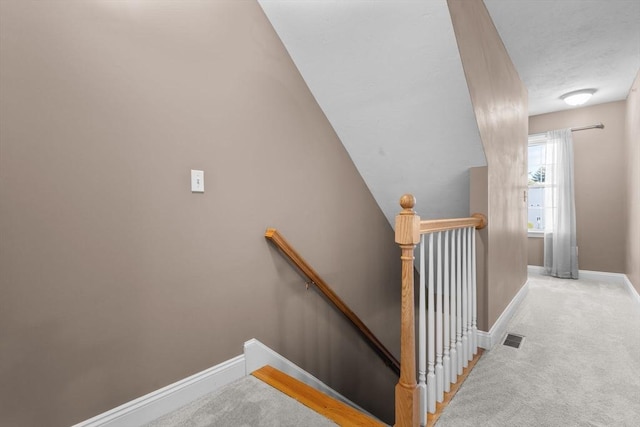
252;365;385;427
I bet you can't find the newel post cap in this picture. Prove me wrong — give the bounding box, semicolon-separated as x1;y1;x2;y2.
395;194;420;245
399;194;416;212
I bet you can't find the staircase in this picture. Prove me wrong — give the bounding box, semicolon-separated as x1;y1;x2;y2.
76;200;487;427
73;339;387;427
144;365;384;427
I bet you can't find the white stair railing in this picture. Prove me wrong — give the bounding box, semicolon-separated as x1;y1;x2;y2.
415;215;486;426
393;195;486;427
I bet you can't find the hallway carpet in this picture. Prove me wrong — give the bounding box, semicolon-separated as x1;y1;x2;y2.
437;273;640;426
144;375;337;427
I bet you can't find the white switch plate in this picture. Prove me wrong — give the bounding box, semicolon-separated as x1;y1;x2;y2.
191;170;204;193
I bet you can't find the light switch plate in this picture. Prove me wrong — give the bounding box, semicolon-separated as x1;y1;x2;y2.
191;170;204;193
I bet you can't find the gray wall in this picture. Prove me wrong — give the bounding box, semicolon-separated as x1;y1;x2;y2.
0;2;400;426
528;237;544;267
625;71;640;292
449;0;529;330
529;101;627;273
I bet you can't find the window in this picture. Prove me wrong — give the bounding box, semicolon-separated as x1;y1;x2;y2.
528;134;547;233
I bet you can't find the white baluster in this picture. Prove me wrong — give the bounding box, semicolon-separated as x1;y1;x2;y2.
427;233;436;414
465;227;473;360
461;227;469;368
450;229;458;383
456;228;463;375
436;232;444;403
443;230;451;393
466;227;473;362
419;235;427;425
472;227;478;356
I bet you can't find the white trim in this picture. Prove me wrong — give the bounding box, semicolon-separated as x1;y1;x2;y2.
623;275;640;308
578;269;627;284
72;356;245;427
529;267;640;308
477;280;530;350
529;265;630;284
71;268;637;427
72;339;380;427
527;265;545;275
244;339;377;420
476;330;492;350
466;268;639;351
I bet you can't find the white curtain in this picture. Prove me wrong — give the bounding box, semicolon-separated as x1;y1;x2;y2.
543;128;579;279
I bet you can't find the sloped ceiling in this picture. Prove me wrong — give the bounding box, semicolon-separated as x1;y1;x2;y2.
258;0;639;223
258;0;487;223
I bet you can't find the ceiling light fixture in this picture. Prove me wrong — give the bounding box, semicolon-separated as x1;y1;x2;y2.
560;89;596;106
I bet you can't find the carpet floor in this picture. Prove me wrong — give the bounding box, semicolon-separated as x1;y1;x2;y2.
144;375;337;427
437;273;640;427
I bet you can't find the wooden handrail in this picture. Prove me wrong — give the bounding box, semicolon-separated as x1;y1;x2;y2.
419;213;487;234
265;228;401;377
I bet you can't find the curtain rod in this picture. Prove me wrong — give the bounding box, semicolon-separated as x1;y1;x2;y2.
571;123;604;132
529;123;604;138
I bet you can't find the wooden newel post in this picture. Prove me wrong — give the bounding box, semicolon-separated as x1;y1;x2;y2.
394;194;421;427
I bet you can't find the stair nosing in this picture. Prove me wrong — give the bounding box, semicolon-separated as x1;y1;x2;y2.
252;365;385;427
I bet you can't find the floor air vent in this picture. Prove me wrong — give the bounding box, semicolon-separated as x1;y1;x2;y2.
503;333;524;349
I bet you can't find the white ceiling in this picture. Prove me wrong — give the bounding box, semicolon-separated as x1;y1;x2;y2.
485;0;640;116
258;0;639;223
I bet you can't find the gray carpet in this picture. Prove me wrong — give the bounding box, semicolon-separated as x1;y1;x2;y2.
437;273;640;427
144;375;337;427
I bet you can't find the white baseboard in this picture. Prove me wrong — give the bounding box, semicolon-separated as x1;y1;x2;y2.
244;339;376;419
72;355;245;427
74;339;378;427
477;268;640;352
578;270;640;309
476;330;492;350
529;266;640;309
623;275;640;308
527;265;545;275
477;279;530;350
579;269;627;284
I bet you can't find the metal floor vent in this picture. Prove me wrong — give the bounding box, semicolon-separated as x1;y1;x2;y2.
503;333;524;349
